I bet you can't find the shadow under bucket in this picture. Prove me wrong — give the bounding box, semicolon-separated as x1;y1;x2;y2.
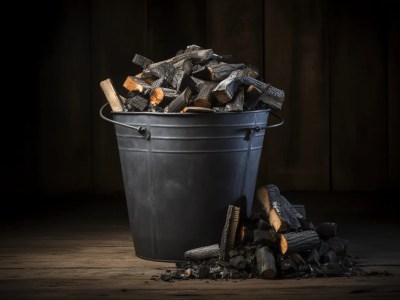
100;104;283;261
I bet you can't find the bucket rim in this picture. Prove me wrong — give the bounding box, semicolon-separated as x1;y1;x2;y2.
110;109;271;116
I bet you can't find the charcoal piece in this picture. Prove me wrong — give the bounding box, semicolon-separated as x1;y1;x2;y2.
252;229;277;248
280;230;320;255
318;240;330;257
125;95;148;112
327;237;348;256
321;250;338;264
220;205;241;261
307;248;320;266
225;88;244;112
198;265;210;279
316;222;338;239
184;244;220;261
132;54;153;68
258;85;285;111
192;65;210;80
207;63;245;81
194;82;217;108
164;87;192;113
256;246;277;279
229;255;246;270
212;69;246;104
123;76;152;94
172;69;195;91
151;77;170;88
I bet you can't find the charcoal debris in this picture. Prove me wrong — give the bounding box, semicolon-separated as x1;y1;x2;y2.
159;184;357;282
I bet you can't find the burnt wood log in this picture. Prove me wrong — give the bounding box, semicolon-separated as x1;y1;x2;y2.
229;255;246;270
190;76;206;92
150;87;179;106
292;205;306;220
123;76;151;93
194;82;217;108
244;85;263;110
252;229;277;248
184;44;203;53
147;49;214;70
258;86;286;111
125;95;148;112
143;62;176;85
151;77;170;88
207;63;245;81
99;78;123;112
220;205;241;261
172;69;195;92
239;224;253;244
316;222;338;239
327;237;348;256
212;69;246;104
173;58;193;75
192;65;210;80
184;244;220;261
225;88;244;112
164;87;192;113
256;246;277;279
132;54;153;69
280;230;320;255
212;53;233;62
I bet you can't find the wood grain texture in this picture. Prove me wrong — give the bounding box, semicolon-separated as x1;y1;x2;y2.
206;0;264;71
38;1;92;194
259;0;330;191
90;0;148;194
329;1;388;190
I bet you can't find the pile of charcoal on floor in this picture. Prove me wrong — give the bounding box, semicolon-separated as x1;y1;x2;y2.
159;184;355;282
100;44;285;113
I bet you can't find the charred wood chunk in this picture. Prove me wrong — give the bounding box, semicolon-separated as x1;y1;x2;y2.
318;240;330;257
147;49;214;71
151;77;170;89
190;76;207;92
292;204;306;220
207;63;245;81
307;248;320;266
125;95;148;112
123;76;151;94
172;69;195;92
244;85;263;110
239;224;254;244
256;246;277;279
303;221;316;231
132;54;153;69
173;58;193;75
225;88;244;112
184;44;203;53
212;53;233;62
290;253;307;268
194;82;217;108
213;69;246;104
99;78;123;112
144;62;176;85
243;75;271;91
327;237;348;256
192;65;210;80
321;250;338;264
316;222;338;239
220;205;241;261
258;86;285;111
229;255;246;270
150;87;179;106
164;87;192;113
278;255;297;277
280;230;320;255
184;244;220;261
253;229;277;248
256;185;272;215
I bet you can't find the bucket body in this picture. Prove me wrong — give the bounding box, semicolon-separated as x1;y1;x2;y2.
112;111;269;261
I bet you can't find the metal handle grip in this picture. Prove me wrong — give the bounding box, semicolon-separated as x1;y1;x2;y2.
245;111;284;140
99;103;151;140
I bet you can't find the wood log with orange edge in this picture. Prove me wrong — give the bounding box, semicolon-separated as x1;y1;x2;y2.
150;87;179;106
280;230;320;255
123;76;151;93
99;78;123;112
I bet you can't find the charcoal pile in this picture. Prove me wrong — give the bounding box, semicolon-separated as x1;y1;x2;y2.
100;44;285;113
159;184;355;282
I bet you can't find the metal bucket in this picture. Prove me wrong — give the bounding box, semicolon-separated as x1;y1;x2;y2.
100;104;283;261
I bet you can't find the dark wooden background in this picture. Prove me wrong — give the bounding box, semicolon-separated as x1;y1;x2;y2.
4;0;399;201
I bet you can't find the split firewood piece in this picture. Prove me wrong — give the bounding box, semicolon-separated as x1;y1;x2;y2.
253;229;277;248
229;255;246;270
256;185;272;215
225;87;244;112
260;184;303;232
292;204;306;220
150;87;179;106
99;78;123;112
207;63;245;81
143;62;176;85
173;58;193;75
213;69;246;104
212;53;233;62
239;224;254;244
280;230;320;255
125;95;148;112
190;76;206;92
244;85;263;110
316;222;338;239
243;75;271;91
184;244;220;261
194;82;217;108
192;65;210;80
172;69;195;91
256;246;277;279
164;87;192;113
123;76;151;93
132;54;153;69
326;237;348;256
147;49;214;70
220;205;241;261
258;86;286;111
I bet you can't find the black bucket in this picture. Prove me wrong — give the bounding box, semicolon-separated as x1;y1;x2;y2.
100;104;283;261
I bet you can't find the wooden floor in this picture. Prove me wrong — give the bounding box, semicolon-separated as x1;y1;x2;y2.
1;193;399;299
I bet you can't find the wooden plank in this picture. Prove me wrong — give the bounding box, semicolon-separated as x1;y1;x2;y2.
38;0;92;193
329;1;388;190
388;6;400;190
147;0;206;62
90;0;148;194
259;0;329;191
206;0;263;71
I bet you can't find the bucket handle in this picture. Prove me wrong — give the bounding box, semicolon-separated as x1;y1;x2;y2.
99;103;151;140
246;111;284;140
